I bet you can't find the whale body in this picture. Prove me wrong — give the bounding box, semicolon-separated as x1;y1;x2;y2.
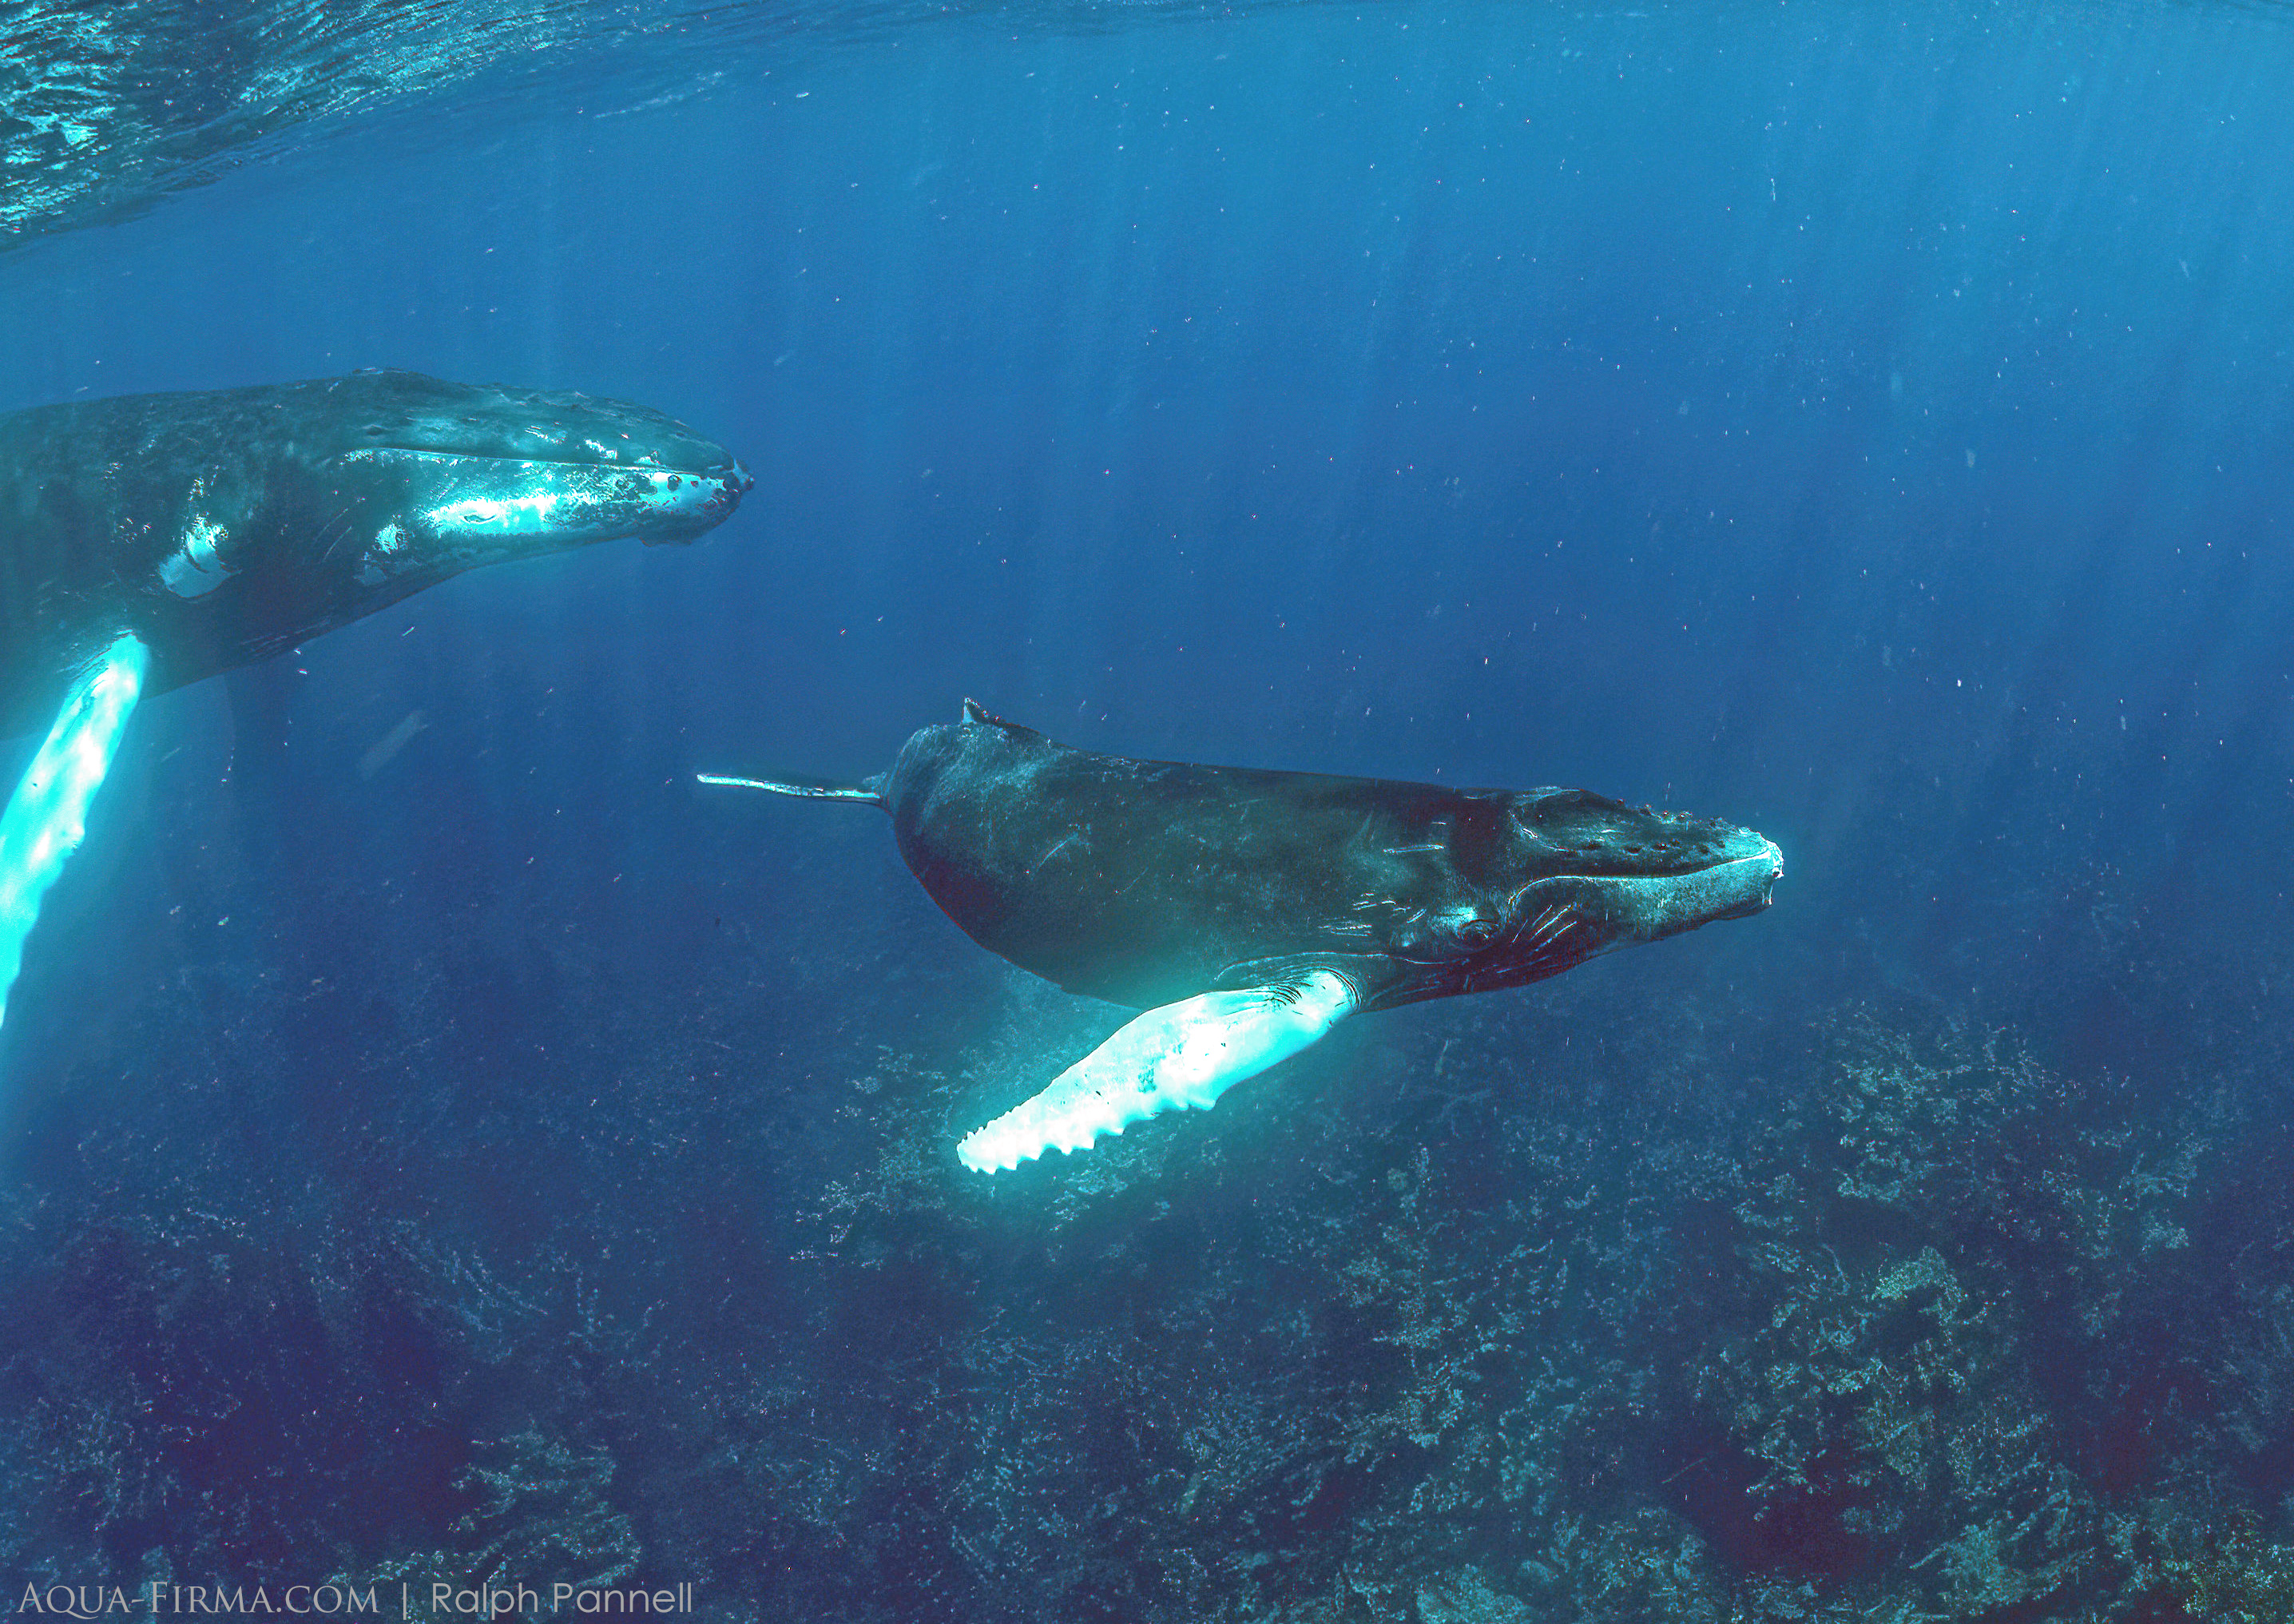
703;701;1782;1173
0;369;750;1032
1;369;749;740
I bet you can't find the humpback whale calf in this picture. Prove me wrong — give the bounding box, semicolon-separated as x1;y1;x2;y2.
702;702;1781;1173
0;368;749;1030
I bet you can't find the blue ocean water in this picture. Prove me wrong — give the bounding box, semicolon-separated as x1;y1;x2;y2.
3;0;2293;1615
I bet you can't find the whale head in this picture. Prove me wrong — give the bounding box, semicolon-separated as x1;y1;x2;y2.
117;370;752;676
319;370;752;581
141;371;749;606
1370;788;1782;1005
0;369;755;733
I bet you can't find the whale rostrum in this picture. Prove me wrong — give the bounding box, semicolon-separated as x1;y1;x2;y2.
0;370;750;1038
703;701;1783;1173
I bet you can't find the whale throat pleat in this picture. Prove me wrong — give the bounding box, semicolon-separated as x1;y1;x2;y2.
0;634;150;1030
955;968;1359;1173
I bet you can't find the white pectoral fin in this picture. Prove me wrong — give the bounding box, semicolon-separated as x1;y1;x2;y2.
0;635;150;1030
955;968;1359;1174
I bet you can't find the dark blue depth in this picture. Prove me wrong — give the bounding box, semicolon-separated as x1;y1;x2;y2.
2;1;2292;1615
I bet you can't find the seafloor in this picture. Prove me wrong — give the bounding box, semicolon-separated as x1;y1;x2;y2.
3;836;2290;1622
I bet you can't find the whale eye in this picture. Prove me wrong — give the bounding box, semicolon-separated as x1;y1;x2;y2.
1453;917;1498;947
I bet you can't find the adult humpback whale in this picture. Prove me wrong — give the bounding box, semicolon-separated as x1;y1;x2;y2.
702;702;1782;1172
0;368;750;1030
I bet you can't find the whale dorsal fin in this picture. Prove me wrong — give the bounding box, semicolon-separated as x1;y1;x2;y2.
959;698;1045;741
955;966;1360;1173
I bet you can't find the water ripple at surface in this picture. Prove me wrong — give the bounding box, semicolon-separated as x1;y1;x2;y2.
0;0;1258;254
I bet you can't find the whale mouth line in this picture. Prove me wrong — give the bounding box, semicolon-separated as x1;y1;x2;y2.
1669;846;1784;880
343;445;745;480
1536;848;1783;887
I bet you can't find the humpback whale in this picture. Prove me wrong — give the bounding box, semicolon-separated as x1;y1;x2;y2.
0;368;749;1030
702;702;1782;1173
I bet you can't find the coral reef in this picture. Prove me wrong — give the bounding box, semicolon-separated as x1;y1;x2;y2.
8;896;2294;1623
450;1431;640;1592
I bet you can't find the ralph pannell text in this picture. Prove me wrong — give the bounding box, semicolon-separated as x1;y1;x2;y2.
16;1583;698;1618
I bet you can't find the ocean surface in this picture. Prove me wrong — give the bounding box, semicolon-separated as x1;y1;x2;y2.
4;0;2294;1617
